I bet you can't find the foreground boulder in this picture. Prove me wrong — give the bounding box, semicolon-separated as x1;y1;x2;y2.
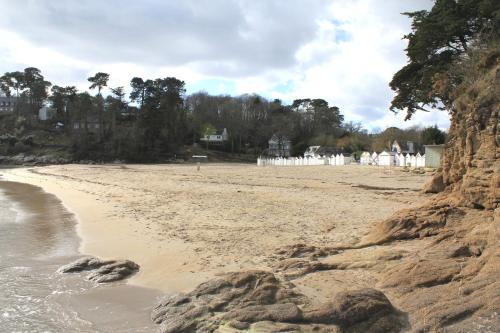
302;289;405;333
152;270;305;333
58;256;139;283
152;270;404;333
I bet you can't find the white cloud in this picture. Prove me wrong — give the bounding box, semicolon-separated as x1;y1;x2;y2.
235;0;448;130
0;0;449;131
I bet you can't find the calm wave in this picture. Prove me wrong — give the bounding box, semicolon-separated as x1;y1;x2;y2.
0;180;160;333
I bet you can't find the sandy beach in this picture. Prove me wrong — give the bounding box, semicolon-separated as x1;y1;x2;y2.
1;164;432;295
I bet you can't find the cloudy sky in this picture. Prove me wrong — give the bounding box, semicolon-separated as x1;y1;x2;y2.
0;0;450;132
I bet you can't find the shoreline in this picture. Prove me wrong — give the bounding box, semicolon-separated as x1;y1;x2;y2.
0;177;162;332
1;165;220;292
1;164;432;295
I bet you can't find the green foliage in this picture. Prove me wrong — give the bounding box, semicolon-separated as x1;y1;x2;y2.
421;125;447;144
3;65;453;162
88;72;110;95
390;0;500;119
0;71;24;97
201;123;216;137
129;77;146;107
0;67;51;118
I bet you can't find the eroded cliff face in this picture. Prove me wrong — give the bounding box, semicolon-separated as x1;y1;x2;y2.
441;53;499;209
363;52;500;332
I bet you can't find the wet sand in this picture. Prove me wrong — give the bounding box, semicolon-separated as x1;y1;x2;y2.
0;177;162;332
1;164;432;295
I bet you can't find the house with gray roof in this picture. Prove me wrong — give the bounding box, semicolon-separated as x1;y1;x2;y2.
0;96;17;114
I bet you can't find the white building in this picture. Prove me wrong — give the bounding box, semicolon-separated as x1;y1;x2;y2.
38;106;50;120
360;152;371;165
268;134;291;157
304;146;321;158
378;151;396;166
200;128;228;145
391;140;415;154
0;96;16;114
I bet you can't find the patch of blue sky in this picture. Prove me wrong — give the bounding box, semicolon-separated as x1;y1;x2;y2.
329;18;351;43
186;78;237;96
273;80;294;94
335;29;351;43
330;18;344;26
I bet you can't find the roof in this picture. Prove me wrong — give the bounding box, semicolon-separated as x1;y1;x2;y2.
379;150;396;156
316;146;343;156
393;140;414;149
269;134;291;143
305;146;343;156
0;96;17;102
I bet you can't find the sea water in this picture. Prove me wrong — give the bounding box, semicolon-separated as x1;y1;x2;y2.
0;179;161;333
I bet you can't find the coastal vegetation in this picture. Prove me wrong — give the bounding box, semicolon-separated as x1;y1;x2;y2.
1;70;446;163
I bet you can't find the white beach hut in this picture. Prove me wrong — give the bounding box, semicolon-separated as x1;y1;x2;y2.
339;153;345;165
378;151;395;166
416;153;425;168
404;154;411;167
360;152;371;165
410;155;417;168
335;154;341;165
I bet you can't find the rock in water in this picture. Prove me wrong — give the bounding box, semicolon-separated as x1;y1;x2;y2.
87;261;140;283
58;256;139;283
58;256;113;273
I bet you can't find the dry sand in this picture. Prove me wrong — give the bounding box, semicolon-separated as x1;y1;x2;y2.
1;164;431;294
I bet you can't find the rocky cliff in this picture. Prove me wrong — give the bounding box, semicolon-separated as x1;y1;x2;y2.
150;49;499;333
440;49;499;210
363;48;499;331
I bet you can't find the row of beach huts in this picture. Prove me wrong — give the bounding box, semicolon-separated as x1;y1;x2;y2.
257;151;430;168
257;154;353;167
359;151;426;167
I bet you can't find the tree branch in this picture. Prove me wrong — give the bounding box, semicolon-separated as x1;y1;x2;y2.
446;42;461;52
416;105;432;112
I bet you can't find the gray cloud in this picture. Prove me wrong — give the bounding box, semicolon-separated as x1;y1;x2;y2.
0;0;327;77
0;0;449;131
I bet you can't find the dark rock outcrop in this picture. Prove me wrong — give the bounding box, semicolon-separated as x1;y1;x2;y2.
152;271;404;333
361;203;465;246
0;153;71;165
58;256;139;283
152;270;305;333
304;288;404;333
58;256;112;273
